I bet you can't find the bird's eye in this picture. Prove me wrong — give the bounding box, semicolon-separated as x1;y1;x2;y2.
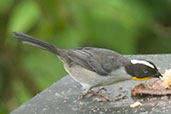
143;69;149;74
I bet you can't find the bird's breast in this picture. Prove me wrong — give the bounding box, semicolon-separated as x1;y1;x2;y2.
63;63;132;87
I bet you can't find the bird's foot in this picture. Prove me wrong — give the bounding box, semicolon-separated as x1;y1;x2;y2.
80;87;126;102
80;87;112;101
96;87;107;94
94;94;127;102
80;87;108;98
113;94;127;101
92;93;112;102
80;90;94;99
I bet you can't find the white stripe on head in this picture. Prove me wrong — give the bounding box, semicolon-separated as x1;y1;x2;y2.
131;59;155;69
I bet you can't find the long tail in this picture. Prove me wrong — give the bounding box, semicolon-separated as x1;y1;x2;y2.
13;32;63;55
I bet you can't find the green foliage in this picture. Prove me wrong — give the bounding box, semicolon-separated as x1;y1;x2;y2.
0;0;171;113
0;0;13;14
8;1;41;33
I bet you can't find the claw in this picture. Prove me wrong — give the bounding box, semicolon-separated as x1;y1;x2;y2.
79;87;112;101
114;94;127;101
96;87;107;94
79;87;126;102
80;90;94;98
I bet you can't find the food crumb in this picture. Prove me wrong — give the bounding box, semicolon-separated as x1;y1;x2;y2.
130;101;142;108
161;68;171;89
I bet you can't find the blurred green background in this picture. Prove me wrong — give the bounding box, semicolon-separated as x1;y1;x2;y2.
0;0;171;113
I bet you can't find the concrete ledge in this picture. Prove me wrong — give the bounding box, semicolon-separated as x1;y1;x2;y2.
11;54;171;114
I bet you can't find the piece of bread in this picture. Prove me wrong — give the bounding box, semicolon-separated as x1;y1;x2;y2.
162;69;171;89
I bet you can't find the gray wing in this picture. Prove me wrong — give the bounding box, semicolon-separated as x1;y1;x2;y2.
67;47;130;76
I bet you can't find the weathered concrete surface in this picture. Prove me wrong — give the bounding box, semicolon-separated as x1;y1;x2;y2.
11;54;171;114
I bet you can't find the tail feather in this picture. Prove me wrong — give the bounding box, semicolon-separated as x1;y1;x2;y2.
13;32;62;55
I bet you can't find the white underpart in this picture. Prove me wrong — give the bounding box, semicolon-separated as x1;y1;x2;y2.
131;59;155;69
63;62;131;92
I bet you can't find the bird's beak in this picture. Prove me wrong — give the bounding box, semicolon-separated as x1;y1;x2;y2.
155;71;163;79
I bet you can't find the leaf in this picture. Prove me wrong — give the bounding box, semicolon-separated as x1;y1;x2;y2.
8;0;41;33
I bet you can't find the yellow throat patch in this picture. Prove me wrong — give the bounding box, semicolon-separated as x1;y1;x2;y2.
132;76;152;80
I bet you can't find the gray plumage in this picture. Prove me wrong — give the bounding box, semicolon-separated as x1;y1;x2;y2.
13;32;130;76
13;32;64;55
68;47;130;76
13;32;134;91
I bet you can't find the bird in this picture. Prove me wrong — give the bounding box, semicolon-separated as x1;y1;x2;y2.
13;32;162;99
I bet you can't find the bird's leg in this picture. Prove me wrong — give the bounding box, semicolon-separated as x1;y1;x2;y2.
80;89;94;98
80;90;111;101
113;94;127;101
92;92;112;102
80;87;112;101
80;88;127;102
96;87;107;94
80;86;94;98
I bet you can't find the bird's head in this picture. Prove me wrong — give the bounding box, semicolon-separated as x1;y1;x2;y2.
125;59;162;80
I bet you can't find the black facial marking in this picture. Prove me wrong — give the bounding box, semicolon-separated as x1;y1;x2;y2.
125;62;161;78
